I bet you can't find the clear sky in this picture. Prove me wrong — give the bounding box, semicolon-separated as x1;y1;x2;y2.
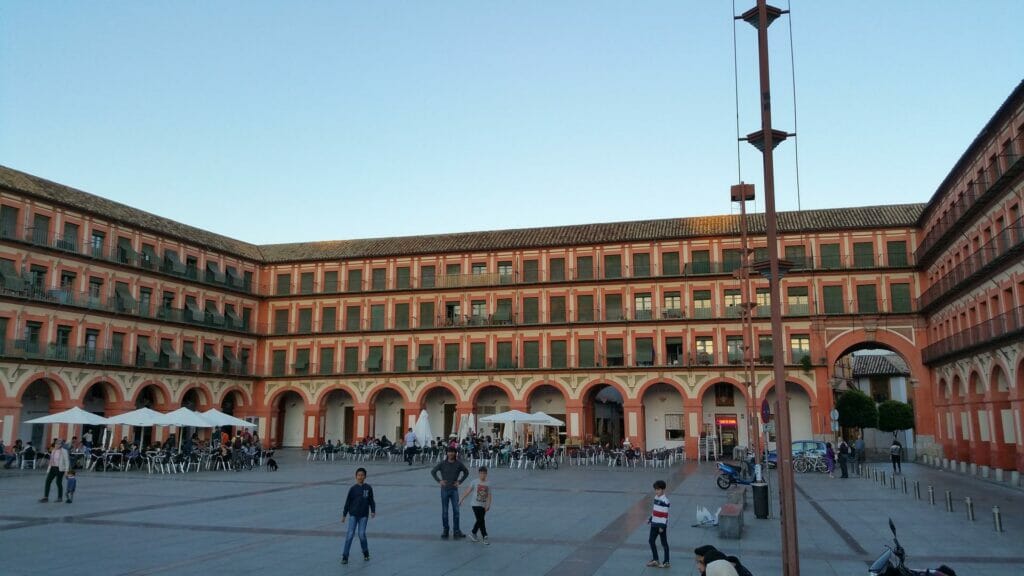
1;1;1021;245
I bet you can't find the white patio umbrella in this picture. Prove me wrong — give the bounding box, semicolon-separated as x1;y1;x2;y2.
530;411;565;445
24;406;109;426
411;409;431;447
479;410;547;444
106;407;166;449
456;412;474;439
201;408;257;429
158;408;216;450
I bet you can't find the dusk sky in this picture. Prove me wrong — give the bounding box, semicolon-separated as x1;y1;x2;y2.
1;2;1021;245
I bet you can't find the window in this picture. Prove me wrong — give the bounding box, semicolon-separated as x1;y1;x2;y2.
724;289;742;317
182;341;199;370
445;263;461;279
577;339;595;368
344;347;360;373
523;341;539;368
690;250;710;274
785;245;807;268
715;383;735;406
787;286;809;315
605;293;623;321
665;337;683;365
0;205;18;239
396;267;411;290
635;337;653;366
347;269;363;292
549;258;565;281
370;304;385;330
853;242;874;268
419;301;435;328
887;241;908;267
869;378;890;403
497;261;513;282
577;294;594;321
471;263;487;275
300;272;314;294
822;285;844;314
322;307;337;331
89;230;106;257
372;268;386;290
420;265;436;288
723;249;742;273
88;277;104;300
819;243;840;269
417;343;434;371
522;297;539;324
695;336;714;364
139;287;151;317
345;305;361;331
605;338;623;366
603;254;621;279
319;347;335;375
857;284;879;314
790;334;810;363
185;255;198;279
367;346;383;372
272;350;287;376
469;342;486;369
549;296;566;323
274;309;290;334
664;414;685;440
294;348;310;375
632;253;650;277
298;308;313;333
61;223;80;252
663;292;682;318
141;244;156;269
758;335;773;363
444;301;461;324
394;303;409;329
22;321;42;353
497;342;514;368
693;290;712;318
324;271;340;292
753;246;768;263
550;340;567;368
495;298;512;324
55;325;71;358
890;283;911;313
575;256;593;280
725;336;743;364
661;252;680;276
393;345;409;372
275;273;291;296
523;260;539;283
634;293;652;320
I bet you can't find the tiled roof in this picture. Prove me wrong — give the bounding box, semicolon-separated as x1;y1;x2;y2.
0;164;925;264
258;204;925;263
0;165;264;261
852;354;911;377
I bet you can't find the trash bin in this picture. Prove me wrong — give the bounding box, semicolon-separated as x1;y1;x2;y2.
752;482;769;519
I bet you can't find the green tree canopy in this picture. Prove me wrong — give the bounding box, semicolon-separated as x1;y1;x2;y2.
836;388;878;429
878;400;914;432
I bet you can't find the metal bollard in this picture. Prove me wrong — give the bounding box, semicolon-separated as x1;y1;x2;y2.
945;490;953;512
890;475;896;490
914;480;921;500
965;497;975;521
874;469;879;483
902;477;908;494
993;506;1003;532
881;470;887;485
928;485;935;506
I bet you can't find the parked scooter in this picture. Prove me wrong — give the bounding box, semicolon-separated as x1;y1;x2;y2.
868;519;957;576
716;456;758;489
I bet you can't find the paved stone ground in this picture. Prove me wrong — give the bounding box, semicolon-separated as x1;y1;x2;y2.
1;451;1022;575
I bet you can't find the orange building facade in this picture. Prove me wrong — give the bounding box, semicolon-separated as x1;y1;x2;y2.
0;82;1021;482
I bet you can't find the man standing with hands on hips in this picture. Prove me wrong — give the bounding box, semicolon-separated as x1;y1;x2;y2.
431;446;469;539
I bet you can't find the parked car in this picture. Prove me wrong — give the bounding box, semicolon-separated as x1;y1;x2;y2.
765;440;827;468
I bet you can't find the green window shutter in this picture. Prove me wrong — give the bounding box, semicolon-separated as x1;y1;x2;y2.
370;305;385;330
294;348;310;374
523;260;539;282
577;339;595;367
603;254;621;279
758;336;773;362
372;268;386;290
604;293;622;321
857;284;878;313
345;306;361;331
785;245;807;268
853;242;874;268
550;340;567;368
635;337;653;366
394;303;409;329
632;253;650;277
417;344;434;370
469;342;486;369
396;267;411;289
276;273;291;295
300;272;314;294
549;296;566;323
445;343;460;370
393;345;409;372
889;283;911;313
819;244;840;269
753;247;768;264
690;250;710;274
367;346;383;372
272;350;287;375
523;341;539;368
577;295;594;321
298;308;313;333
575;256;593;280
495;299;513;323
420;266;435;288
605;338;623;366
324;271;339;292
549;258;565;281
523;297;539;324
886;241;908;267
344;347;360;373
822;286;844;314
723;249;742;273
661;252;680;276
322;307;337;331
347;269;363;292
273;309;290;334
319;347;334;374
497;342;513;368
419;302;435;328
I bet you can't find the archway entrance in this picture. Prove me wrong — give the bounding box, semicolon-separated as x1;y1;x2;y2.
322;389;355;444
219;390;245;439
275;391;305;448
473;385;510;440
765;383;813;451
583;385;623;446
527;385;566;444
372;388;404;442
989;366;1016;471
643;383;685;451
700;382;748;456
81;381;115;447
19;379;53;447
133;384;165;447
422;387;457;442
832;344;915;457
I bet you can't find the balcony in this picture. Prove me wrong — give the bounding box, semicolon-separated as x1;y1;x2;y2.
0;340;248;376
922;305;1024;365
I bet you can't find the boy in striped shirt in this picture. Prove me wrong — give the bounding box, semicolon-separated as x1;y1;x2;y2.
647;479;670;568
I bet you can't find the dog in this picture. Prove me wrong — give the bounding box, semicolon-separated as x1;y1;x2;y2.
266;457;278;471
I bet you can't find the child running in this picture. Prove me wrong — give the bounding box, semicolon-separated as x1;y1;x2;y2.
460;466;492;544
646;479;670;568
340;467;376;564
65;470;77;503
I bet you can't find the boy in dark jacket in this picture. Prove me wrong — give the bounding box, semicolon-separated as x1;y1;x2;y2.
341;467;376;564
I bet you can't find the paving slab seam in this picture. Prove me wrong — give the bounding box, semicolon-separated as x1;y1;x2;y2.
794;481;869;556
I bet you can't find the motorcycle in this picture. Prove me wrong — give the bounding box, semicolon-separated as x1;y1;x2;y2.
868;519;957;576
716;459;757;489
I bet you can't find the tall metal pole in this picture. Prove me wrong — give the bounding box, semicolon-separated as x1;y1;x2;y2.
748;0;801;573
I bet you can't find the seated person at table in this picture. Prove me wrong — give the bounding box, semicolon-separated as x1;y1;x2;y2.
119;437;130;451
1;439;17;468
22;442;37;466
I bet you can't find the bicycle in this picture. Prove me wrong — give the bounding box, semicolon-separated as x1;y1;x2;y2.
793;453;827;473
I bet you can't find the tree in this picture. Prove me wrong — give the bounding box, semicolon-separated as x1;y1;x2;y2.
877;400;914;433
836;388;878;430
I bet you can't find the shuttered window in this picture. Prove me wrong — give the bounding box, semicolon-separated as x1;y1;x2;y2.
523;341;539;368
577;339;595;368
322;307;337;331
497;342;514;368
853;242;874;268
575;256;593;280
603;254;621;279
661;252;680;276
276;273;291;295
890;283;911;313
857;284;879;313
470;342;486;369
394;303;409;329
344;347;360;373
822;286;844;314
419;301;435;328
549;296;566;323
819;243;840;269
522;297;539;324
550;340;567;368
549;258;565;281
577;295;594;321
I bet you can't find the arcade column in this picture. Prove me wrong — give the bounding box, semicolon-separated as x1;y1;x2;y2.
684;397;702;460
564;399;584;444
623;399;644;450
353;404;373;440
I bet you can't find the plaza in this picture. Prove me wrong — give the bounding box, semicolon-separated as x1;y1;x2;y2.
2;450;1022;575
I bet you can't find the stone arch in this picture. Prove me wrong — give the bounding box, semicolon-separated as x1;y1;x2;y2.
265;384;313;409
640;381;687;450
272;389;307;448
79;377;125;404
177;384;212;408
13;372;71;403
635;376;689;402
825;329;919;370
576;378;630;404
939;378;951;402
468;381;515;406
579;378;628;446
319;385;357;444
989;363;1011;397
215;385;251;409
131;380;171;407
412;381;463;406
761;379;816;442
365;383;411;405
760;376;817;402
696;376;753;406
519;379;570;405
969;370;986;399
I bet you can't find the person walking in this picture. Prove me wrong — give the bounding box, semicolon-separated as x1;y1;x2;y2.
404;427;417;466
855;435;866;466
431;446;468;539
340;467;376;564
459;466;492;544
40;439;69;502
64;470;77;503
824;442;836;478
890;437;903;475
838;438;851;478
646;479;670;568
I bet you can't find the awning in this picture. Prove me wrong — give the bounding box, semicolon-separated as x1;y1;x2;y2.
165;251;187;274
205;301;224;324
185;300;204;322
225;266;242;287
417;347;434;369
0;261;24;292
183;342;201;366
206;261;225;283
225;306;242;327
114;284;136;306
203;346;219;362
160;340;181;363
137;338;159;363
223;347;240;365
